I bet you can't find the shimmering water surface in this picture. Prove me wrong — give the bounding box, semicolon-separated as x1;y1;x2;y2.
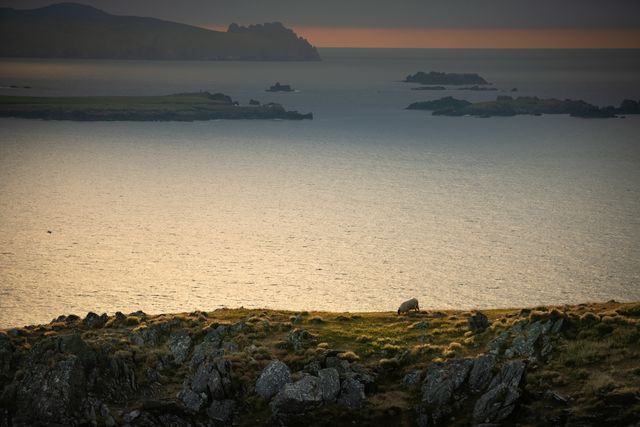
1;49;639;327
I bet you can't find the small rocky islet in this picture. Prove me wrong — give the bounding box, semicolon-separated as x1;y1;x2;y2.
404;71;490;86
0;301;639;426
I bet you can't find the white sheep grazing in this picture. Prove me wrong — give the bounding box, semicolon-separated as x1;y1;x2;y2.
397;298;420;314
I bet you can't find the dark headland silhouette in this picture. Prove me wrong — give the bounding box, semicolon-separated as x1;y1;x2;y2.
0;2;320;61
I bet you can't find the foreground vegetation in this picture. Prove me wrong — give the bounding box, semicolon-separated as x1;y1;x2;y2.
1;301;638;426
0;92;313;121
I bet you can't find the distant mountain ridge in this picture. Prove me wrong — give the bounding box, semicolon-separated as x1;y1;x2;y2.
0;2;320;61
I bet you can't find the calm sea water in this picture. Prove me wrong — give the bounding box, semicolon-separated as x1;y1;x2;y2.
1;49;639;327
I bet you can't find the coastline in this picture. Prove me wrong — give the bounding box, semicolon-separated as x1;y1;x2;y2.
1;301;638;426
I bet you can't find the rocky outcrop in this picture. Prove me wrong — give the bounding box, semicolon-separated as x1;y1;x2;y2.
255;360;291;399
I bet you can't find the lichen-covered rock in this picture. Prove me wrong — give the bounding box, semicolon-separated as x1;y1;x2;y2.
15;355;87;425
286;328;317;351
473;383;521;424
270;375;323;415
510;321;543;358
337;377;366;408
421;358;473;405
468;312;489;332
180;356;234;415
488;360;525;390
178;388;206;413
255;360;291;399
469;355;496;393
487;331;509;355
473;360;526;424
129;324;161;347
168;330;192;364
318;368;340;401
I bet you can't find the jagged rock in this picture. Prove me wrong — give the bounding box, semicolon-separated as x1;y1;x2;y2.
270;376;323;415
83;312;108;329
14;354;87;425
422;358;474;405
337;377;366;409
468;312;489;332
473;383;521;424
488;360;525;390
180;356;233;415
286;328;317;351
469;355;496;393
102;356;137;398
207;399;235;424
129;324;161;346
255;360;291;399
403;369;422;387
318;368;340;401
191;341;223;369
168;330;192;364
510;321;543;358
488;331;509;355
178;388;205;413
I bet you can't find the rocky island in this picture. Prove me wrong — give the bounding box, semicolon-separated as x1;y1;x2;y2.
405;71;490;86
0;92;313;121
407;96;640;118
266;83;295;93
0;301;638;426
0;3;320;61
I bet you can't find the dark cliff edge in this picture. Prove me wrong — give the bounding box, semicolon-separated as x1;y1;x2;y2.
0;3;320;61
407;96;640;118
0;92;313;121
0;301;638;426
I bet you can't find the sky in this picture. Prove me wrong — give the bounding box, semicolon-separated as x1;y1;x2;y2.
2;0;640;48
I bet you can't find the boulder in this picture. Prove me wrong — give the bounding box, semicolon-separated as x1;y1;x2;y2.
468;312;489;332
318;368;340;401
129;324;161;347
178;388;205;413
270;376;323;415
255;360;291;399
337;377;366;409
168;331;192;364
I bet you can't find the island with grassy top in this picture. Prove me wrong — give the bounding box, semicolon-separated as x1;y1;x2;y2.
407;96;640;118
405;71;490;86
0;92;313;121
0;301;638;426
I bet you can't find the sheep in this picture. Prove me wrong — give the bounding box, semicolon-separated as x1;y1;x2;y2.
397;298;420;315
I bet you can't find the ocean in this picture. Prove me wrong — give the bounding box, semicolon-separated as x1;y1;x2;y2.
1;48;639;327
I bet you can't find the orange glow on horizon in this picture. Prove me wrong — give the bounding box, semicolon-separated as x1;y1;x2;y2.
198;24;640;48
